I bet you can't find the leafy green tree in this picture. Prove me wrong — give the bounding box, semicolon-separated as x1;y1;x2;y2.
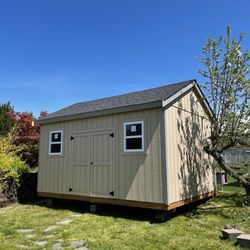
0;102;16;136
199;26;250;198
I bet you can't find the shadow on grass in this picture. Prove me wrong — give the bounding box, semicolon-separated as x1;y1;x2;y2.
32;198;159;223
24;196;213;224
19;192;247;224
225;181;242;187
182;192;248;220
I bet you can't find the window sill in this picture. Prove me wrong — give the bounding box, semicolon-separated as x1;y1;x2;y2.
122;151;148;156
48;154;65;158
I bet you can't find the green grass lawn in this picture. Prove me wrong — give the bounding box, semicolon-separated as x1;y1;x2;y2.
0;190;249;250
1;164;250;250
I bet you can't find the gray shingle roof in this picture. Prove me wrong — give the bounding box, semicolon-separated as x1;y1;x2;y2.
40;79;195;121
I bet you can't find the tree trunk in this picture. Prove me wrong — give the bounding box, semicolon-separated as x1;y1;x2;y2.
204;147;250;201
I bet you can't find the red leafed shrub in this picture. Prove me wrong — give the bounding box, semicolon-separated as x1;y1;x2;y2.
14;112;39;144
11;112;40;167
39;110;48;118
11;111;48;167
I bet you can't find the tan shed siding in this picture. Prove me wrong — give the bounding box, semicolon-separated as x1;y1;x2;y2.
165;88;215;204
38;108;164;204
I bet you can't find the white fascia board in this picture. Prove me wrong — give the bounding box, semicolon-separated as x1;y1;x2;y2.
162;82;195;108
193;84;214;118
162;82;213;119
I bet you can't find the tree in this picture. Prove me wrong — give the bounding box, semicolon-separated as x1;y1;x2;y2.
11;112;40;167
39;110;48;118
11;110;48;167
199;26;250;198
0;102;16;136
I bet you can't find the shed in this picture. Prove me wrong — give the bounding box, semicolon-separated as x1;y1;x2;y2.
37;79;216;211
216;170;228;185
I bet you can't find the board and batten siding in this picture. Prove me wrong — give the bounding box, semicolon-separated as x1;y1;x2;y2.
37;108;164;204
164;88;215;204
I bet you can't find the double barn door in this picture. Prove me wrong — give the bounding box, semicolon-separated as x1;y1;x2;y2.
70;129;114;198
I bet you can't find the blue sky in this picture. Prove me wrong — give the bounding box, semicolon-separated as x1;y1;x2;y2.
0;0;249;117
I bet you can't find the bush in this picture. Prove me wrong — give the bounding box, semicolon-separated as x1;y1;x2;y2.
0;136;30;199
0;154;30;199
11;112;40;167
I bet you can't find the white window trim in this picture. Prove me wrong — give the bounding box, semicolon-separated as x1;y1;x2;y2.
49;130;63;155
124;121;144;152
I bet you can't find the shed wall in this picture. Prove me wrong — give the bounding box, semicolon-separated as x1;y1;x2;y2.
38;108;164;204
164;88;215;204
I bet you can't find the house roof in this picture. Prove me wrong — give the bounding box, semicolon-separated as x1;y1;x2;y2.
38;79;197;124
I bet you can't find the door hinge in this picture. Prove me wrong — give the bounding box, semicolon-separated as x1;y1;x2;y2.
70;136;74;140
109;191;114;196
69;187;73;192
110;132;114;138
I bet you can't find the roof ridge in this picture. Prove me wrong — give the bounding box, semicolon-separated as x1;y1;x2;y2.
74;79;196;106
39;79;197;123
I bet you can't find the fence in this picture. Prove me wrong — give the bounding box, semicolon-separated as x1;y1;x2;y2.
223;148;250;164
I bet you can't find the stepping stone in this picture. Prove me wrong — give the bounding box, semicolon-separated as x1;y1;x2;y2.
71;214;81;217
237;234;250;248
75;247;89;250
155;211;171;222
56;219;73;225
45;234;54;238
52;242;62;250
44;225;59;232
69;240;86;248
16;229;34;233
221;228;244;241
90;204;100;213
33;240;48;246
15;244;30;249
57;239;64;243
25;234;36;239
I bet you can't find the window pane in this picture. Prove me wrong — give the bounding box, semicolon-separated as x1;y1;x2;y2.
126;123;142;136
50;143;61;153
51;132;61;142
126;138;142;150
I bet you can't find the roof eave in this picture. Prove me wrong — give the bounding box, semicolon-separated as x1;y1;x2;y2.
162;81;196;107
193;83;214;119
162;81;214;119
37;100;163;125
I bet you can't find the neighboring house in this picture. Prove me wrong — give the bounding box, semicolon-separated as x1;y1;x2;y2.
223;148;250;165
37;79;216;211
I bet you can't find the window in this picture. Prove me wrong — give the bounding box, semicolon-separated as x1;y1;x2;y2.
124;121;144;152
49;130;63;155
